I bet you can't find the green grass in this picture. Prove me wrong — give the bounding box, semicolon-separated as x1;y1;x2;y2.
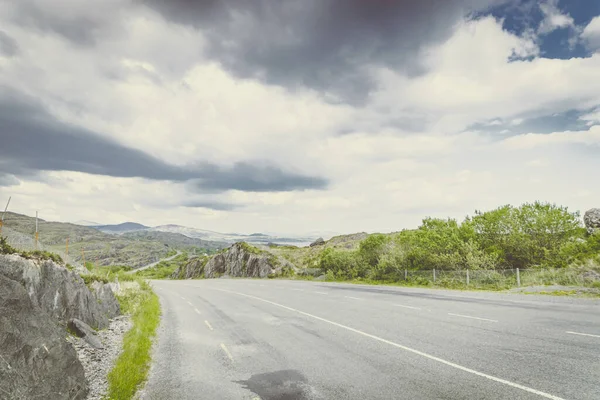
106;280;160;399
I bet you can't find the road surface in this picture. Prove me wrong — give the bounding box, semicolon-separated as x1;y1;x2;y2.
129;251;182;274
142;279;600;400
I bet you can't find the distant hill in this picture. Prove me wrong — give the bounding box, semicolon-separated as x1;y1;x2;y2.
1;212;225;268
92;222;149;234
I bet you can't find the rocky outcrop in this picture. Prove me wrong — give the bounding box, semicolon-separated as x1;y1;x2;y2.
171;256;208;279
0;274;88;399
309;237;326;247
0;254;122;399
584;208;600;234
0;254;120;329
172;243;292;279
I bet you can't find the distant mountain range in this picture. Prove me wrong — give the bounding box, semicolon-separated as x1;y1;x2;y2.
88;222;326;247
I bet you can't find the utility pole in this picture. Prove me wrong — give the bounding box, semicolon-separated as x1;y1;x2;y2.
0;196;10;236
35;211;39;250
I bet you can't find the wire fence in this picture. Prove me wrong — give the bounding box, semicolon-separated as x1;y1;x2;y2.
400;267;600;289
2;226;83;269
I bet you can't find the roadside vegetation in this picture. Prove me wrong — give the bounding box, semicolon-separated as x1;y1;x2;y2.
272;202;600;292
106;279;160;399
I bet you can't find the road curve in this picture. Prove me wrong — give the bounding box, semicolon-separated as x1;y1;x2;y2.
129;251;182;274
141;280;600;400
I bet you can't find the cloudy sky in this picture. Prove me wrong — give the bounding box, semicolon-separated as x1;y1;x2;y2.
1;0;599;235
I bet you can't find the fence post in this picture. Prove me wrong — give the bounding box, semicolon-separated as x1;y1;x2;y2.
404;269;407;281
516;268;520;287
466;269;469;286
433;269;436;283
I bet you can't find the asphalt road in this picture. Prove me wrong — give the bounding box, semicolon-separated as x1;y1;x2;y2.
141;280;600;400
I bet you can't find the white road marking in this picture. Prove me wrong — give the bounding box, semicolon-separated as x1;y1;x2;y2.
214;288;564;400
180;296;186;300
315;291;328;295
259;284;266;287
394;304;421;310
187;301;193;307
292;288;305;292
447;313;498;323
194;308;202;315
204;320;214;331
220;343;234;362
566;331;600;338
345;296;362;300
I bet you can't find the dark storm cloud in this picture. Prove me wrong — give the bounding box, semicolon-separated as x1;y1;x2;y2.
142;0;506;103
0;174;19;187
469;108;599;136
0;87;328;193
182;200;240;211
0;30;19;56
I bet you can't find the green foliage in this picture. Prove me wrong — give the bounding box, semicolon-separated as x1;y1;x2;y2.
107;280;160;399
358;234;390;267
467;202;583;269
0;236;17;254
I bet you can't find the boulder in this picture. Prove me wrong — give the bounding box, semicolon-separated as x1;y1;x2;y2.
309;238;326;247
584;208;600;234
0;254;120;329
68;319;104;349
0;274;88;399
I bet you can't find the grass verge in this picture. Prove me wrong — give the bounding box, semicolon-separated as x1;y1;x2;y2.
106;280;160;399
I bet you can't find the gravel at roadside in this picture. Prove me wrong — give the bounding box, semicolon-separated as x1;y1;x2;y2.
68;315;132;400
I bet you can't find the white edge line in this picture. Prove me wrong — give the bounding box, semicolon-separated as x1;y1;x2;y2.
345;296;362;300
394;304;421;310
447;313;498;323
214;288;564;400
204;320;214;331
566;331;600;338
220;343;234;362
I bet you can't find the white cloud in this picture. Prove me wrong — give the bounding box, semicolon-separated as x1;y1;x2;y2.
2;9;600;235
538;0;575;34
582;16;600;51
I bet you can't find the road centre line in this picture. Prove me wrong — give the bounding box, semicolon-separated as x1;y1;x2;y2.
394;304;421;310
345;296;362;300
566;331;600;338
292;289;305;292
187;301;194;307
315;291;329;295
194;308;202;315
447;313;498;323
214;288;564;400
220;343;234;362
204;320;214;331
